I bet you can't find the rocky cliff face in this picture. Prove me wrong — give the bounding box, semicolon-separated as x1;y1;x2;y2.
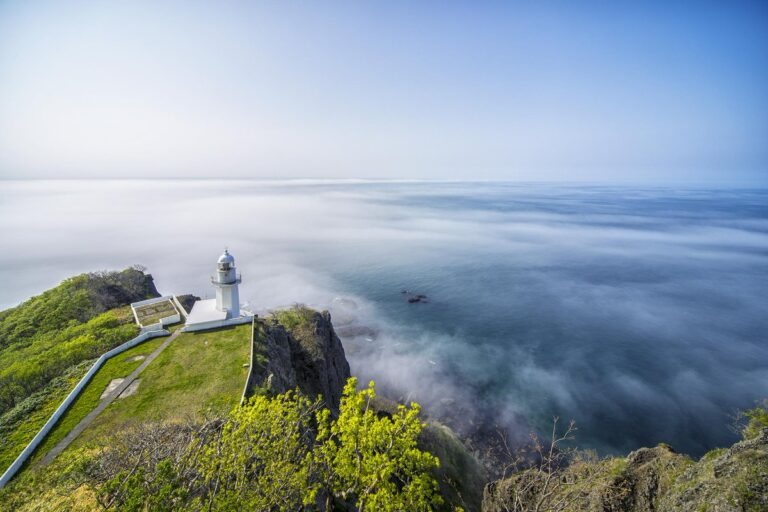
245;307;351;413
482;429;768;512
247;306;489;511
83;267;160;315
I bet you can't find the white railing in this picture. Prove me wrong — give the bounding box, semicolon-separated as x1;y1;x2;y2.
241;317;257;405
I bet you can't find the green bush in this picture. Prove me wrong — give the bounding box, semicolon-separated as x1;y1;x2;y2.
738;400;768;441
95;379;444;511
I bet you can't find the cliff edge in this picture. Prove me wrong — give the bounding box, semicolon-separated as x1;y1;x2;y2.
482;428;768;512
244;306;351;413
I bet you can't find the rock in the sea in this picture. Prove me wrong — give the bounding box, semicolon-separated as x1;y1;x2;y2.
402;290;429;303
335;324;378;340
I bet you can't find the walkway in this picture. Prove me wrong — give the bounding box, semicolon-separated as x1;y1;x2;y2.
40;329;182;466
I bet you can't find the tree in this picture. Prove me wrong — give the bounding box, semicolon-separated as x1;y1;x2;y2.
313;378;443;512
492;417;586;512
194;391;322;511
90;380;444;511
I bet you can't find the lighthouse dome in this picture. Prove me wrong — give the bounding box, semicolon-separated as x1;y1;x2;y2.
217;249;235;265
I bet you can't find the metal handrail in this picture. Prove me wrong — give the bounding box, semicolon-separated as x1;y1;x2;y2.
210;274;241;284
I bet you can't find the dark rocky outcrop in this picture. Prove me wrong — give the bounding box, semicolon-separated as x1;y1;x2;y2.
401;290;429;303
660;428;768;511
245;307;351;413
482;429;768;512
82;267;160;316
0;267;157;351
175;294;200;314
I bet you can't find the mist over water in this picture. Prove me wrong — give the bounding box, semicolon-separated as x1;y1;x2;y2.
1;180;766;456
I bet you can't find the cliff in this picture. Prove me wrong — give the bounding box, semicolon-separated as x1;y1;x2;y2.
244;306;351;413
244;305;489;511
482;429;768;512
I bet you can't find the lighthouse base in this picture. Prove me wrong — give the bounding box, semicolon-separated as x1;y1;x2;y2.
184;298;253;332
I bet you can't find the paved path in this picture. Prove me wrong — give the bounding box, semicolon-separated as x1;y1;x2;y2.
40;329;182;466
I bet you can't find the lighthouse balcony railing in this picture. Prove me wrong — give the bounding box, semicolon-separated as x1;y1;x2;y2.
211;274;241;285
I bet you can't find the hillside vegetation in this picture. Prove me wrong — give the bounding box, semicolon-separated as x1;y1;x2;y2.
0;379;445;512
0;268;158;470
482;406;768;512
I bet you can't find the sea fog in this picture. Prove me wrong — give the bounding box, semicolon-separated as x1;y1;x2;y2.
0;180;766;456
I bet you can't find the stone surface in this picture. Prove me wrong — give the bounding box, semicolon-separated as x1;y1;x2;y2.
100;378;125;399
117;379;140;399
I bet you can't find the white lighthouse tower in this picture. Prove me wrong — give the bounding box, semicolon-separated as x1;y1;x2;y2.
184;249;253;332
212;249;241;316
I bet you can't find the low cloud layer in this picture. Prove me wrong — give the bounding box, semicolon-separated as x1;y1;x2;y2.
0;180;766;456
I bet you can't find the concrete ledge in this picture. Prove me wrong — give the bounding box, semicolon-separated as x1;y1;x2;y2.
241;317;257;404
171;296;189;319
130;295;176;308
182;314;253;333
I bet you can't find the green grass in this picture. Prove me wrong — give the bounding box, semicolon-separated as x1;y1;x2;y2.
0;362;93;471
26;336;168;467
0;307;147;473
270;305;316;331
0;268;157;419
75;324;251;448
701;447;727;462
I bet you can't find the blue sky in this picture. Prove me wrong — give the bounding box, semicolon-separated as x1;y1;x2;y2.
0;1;766;183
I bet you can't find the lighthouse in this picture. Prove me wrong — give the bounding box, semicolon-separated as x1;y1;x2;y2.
212;249;241;316
184;249;253;332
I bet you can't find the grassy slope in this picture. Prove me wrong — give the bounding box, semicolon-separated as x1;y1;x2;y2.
0;361;93;471
0;323;251;511
0;306;140;415
27;336;168;467
0;268;157;471
0;307;142;472
74;324;251;448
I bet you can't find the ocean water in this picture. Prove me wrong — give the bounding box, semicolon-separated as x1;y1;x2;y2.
1;180;766;456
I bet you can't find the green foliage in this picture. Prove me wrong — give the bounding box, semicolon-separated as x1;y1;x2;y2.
701;447;727;462
193;391;320;511
0;337;167;471
270;304;317;332
83;379;443;511
0;309;139;416
0;268;154;351
314;378;443;511
0;359;94;470
738;400;768;441
102;461;188;512
608;456;628;477
0;268;156;416
417;421;486;511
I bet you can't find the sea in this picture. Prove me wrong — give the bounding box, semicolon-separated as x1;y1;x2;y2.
1;179;766;457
